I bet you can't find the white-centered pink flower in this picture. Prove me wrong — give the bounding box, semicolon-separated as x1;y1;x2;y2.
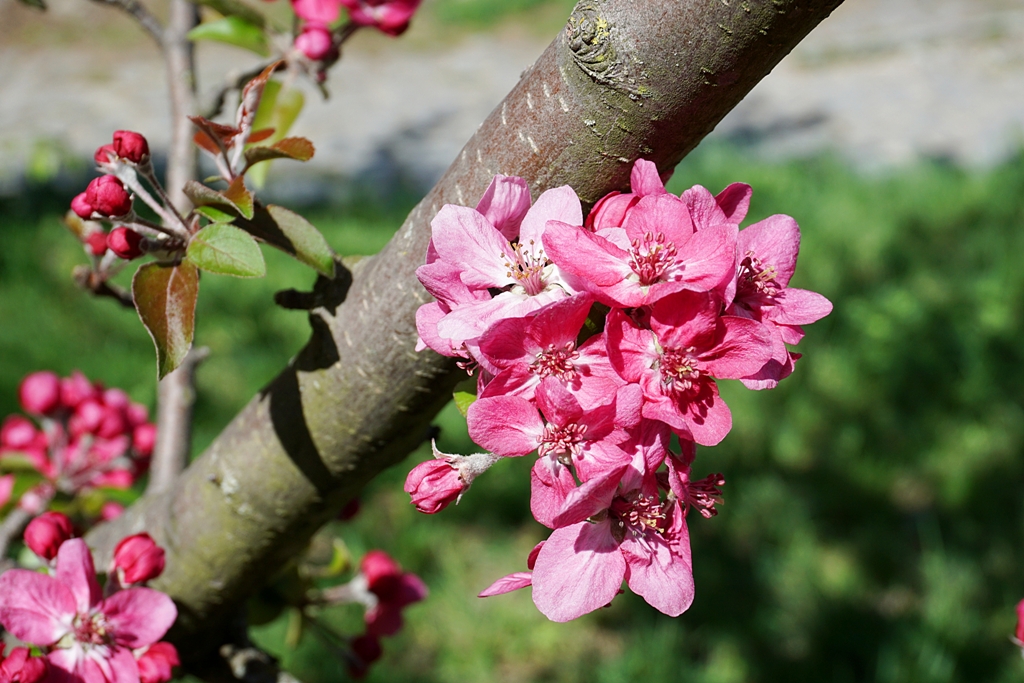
0;539;177;683
606;291;771;446
545;193;737;308
418;184;584;351
726;214;833;389
530;459;694;622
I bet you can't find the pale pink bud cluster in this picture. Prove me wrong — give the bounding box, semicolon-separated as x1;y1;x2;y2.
0;370;155;501
412;160;833;621
0;526;177;683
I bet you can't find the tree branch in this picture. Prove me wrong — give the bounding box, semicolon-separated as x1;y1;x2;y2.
86;0;846;664
163;0;200;212
147;346;210;496
87;0;164;44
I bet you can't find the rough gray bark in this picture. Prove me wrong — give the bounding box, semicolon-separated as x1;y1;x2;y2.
86;0;845;661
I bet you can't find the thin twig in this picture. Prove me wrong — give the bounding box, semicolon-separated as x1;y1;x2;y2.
146;346;210;495
72;266;136;309
87;0;163;44
163;0;200;212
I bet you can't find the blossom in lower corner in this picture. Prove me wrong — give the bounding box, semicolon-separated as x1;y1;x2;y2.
1014;598;1024;653
340;0;422;36
358;550;427;637
134;643;179;683
0;538;177;683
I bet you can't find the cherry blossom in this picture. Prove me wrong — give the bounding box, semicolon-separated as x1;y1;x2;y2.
0;539;177;683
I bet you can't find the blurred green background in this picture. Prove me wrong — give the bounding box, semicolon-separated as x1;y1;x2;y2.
3;0;1024;681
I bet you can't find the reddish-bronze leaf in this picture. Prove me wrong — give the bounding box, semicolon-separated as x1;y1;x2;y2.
132;262;200;379
271;137;314;161
193;130;222;155
189;115;240;148
247;127;276;144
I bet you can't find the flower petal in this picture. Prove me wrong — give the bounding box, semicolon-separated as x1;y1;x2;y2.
531;521;625;622
478;572;532;597
101;587;178;649
622;503;694;616
475;175;531;241
55;539;102;614
0;569;74;646
519;186;583;246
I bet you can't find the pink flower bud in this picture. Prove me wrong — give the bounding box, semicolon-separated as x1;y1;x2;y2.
101;501;125;521
360;549;401;595
19;372;61;416
24;511;74;561
112;130;150;164
1016;598;1024;644
0;647;49;683
136;642;179;683
133;423;157;457
71;192;94;219
60;371;98;409
70;399;105;437
85;231;109;256
113;532;166;583
294;25;335;61
102;388;130;410
106;227;145;260
94;143;117;165
340;0;422;36
84;176;132;218
0;416;39;450
126;402;149;427
403;458;463;514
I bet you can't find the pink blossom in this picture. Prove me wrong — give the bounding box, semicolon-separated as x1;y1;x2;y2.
475;294;623;404
726;214;833;389
340;0;422;36
359;550;427;637
468;377;638;481
606;291;771;446
19;372;61;416
71;194;95;220
100;502;125;522
681;181;752;233
1015;598;1024;647
545;193;738;308
24;512;75;562
478;542;543;598
346;634;381;679
419;185;584;351
85;232;109;257
404;442;500;514
0;539;177;683
530;461;694;621
134;643;178;683
0;646;48;683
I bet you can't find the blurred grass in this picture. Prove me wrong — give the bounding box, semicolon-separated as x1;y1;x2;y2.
3;144;1024;682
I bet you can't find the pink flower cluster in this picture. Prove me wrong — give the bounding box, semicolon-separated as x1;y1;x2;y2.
291;0;422;60
0;371;155;505
410;160;832;621
1014;598;1024;656
0;513;178;683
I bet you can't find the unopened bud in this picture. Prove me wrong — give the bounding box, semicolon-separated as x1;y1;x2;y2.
85;232;109;256
113;532;166;583
0;647;48;683
107;227;144;260
71;193;94;219
84;176;132;218
136;642;179;683
295;25;335;61
1016;598;1024;645
133;423;156;457
60;371;97;409
112;130;150;164
0;416;39;450
24;511;74;562
403;441;499;514
18;371;61;416
101;501;125;521
94;143;117;166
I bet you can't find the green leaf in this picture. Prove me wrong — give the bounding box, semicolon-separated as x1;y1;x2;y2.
187;16;269;56
133;262;199;379
236;204;335;276
187;223;266;278
188;0;266;28
453;378;478;417
195;205;236;222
